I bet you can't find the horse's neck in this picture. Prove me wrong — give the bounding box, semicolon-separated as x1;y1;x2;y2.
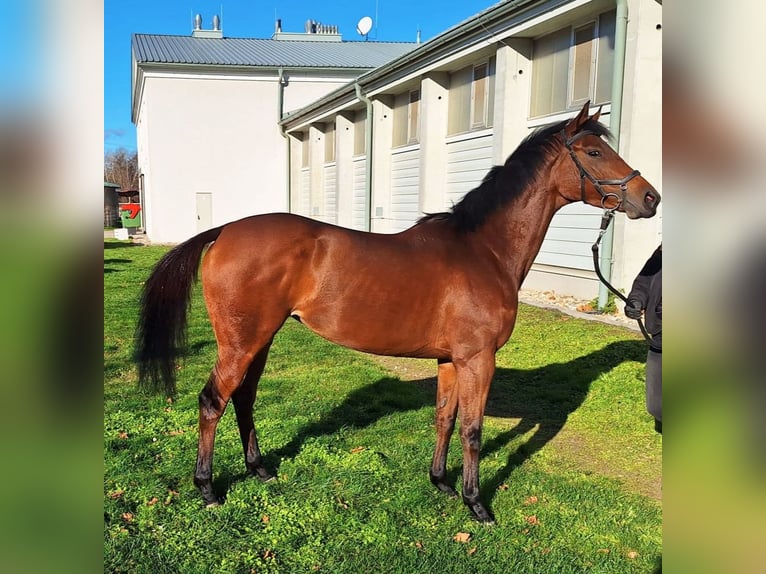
481;183;564;287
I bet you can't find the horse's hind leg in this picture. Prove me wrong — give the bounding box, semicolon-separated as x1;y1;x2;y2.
231;342;274;482
194;350;252;506
430;360;459;498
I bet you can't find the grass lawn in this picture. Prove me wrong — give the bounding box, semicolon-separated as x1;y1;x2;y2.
104;240;661;573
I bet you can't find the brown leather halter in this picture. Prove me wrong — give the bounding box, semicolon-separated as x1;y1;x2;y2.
561;129;641;208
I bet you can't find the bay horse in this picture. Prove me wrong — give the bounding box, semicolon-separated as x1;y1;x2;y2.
135;102;660;523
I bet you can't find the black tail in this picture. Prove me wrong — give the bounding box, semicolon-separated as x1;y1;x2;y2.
134;226;224;396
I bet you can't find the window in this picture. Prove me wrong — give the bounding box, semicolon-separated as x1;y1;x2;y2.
324;121;335;162
571;23;596;105
300;132;309;167
594;12;615;104
448;58;495;135
393;89;420;147
408;90;420;144
530;10;616;118
471;63;489;129
353;110;367;156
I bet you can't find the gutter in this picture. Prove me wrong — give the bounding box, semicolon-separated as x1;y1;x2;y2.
354;83;373;232
278;67;291;213
598;0;628;310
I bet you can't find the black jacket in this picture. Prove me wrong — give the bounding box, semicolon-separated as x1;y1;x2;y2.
627;245;662;351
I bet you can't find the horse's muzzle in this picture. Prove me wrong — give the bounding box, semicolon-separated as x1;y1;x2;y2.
644;188;660;212
625;187;660;219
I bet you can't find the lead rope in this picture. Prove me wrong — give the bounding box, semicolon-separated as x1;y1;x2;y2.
592;210;655;344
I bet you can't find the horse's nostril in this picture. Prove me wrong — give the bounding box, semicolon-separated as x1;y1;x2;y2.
645;191;657;205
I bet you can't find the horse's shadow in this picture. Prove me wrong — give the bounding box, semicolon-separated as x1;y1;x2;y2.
217;339;645;510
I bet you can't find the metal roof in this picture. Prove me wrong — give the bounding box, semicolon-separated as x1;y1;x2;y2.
132;34;417;69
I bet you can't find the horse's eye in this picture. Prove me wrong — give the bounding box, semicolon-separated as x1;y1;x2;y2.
587;150;602;157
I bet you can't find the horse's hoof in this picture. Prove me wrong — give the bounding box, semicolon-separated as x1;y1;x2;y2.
205;500;221;509
430;473;458;498
249;466;276;482
435;484;458;499
466;500;495;524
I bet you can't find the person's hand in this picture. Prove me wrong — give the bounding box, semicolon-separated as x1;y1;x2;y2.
624;299;644;319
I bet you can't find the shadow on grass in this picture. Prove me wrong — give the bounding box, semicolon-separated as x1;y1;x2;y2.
104;257;134;274
214;339;645;511
104;241;142;272
104;241;143;249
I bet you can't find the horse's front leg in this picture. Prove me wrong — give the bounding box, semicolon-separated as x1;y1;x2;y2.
430;359;459;497
455;350;496;524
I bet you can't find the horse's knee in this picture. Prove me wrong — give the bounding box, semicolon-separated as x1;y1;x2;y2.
435;411;456;432
460;424;482;451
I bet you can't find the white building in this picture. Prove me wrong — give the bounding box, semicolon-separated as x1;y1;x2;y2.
133;0;662;300
131;17;416;243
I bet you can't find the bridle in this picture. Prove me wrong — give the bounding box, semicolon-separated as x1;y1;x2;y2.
561;129;641;211
561;128;655;345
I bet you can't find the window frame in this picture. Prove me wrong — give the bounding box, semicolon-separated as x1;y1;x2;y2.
568;20;598;109
353;110;367;156
447;57;495;136
300;132;309;168
407;89;420;144
324;121;336;163
530;10;615;118
470;62;490;130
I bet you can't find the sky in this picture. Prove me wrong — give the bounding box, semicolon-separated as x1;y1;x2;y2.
104;0;499;153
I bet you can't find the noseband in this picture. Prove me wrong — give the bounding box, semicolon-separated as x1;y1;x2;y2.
561;129;641;211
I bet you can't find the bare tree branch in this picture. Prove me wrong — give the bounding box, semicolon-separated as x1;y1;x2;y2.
104;148;139;191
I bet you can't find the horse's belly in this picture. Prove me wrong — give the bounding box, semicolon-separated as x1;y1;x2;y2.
294;304;446;359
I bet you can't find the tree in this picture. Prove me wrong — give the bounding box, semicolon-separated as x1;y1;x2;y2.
104;148;139;191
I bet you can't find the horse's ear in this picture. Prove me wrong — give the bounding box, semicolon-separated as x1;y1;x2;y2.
590;105;603;122
564;100;591;137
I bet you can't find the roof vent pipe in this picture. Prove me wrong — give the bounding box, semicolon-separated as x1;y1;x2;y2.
212;14;220;31
193;13;202;31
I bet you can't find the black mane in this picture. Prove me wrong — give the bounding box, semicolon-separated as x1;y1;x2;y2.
418;118;611;232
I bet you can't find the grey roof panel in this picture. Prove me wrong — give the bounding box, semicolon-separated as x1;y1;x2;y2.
132;34;417;69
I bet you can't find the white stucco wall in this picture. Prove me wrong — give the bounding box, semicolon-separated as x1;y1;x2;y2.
136;69;358;244
282;76;354;115
139;75;282;243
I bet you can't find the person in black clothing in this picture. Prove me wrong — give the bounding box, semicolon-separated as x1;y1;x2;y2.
625;244;662;433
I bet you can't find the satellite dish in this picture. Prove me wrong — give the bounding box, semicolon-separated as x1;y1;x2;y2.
356;16;373;37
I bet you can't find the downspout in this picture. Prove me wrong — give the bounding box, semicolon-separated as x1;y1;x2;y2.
278;67;291;212
598;0;628;310
354;83;373;232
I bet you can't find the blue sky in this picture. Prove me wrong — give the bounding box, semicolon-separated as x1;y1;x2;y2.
104;0;498;153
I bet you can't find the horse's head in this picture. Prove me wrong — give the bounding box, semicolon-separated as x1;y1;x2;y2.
559;101;660;219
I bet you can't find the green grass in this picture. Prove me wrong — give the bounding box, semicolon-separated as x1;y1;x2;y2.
104;240;661;573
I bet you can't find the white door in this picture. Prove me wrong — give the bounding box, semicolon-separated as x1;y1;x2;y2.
196;192;212;232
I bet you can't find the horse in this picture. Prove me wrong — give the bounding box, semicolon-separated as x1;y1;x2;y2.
135;101;660;523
